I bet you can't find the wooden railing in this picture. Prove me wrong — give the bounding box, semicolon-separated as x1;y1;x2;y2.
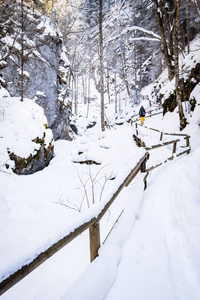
0;152;149;296
129;106;163;125
134;123;191;172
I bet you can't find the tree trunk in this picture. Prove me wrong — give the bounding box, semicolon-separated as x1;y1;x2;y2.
114;71;117;113
82;75;86;105
174;0;186;130
120;45;130;97
187;1;190;54
164;0;174;59
99;0;105;131
134;39;137;88
74;73;78;115
118;91;121;113
106;68;111;104
153;0;174;80
21;0;24;102
86;71;90;118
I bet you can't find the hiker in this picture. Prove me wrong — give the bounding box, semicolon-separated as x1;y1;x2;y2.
139;106;146;125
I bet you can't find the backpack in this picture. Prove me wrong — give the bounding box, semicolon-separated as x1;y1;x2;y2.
139;107;145;117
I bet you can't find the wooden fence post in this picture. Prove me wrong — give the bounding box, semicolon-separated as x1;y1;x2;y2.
89;222;100;262
160;132;163;141
140;153;149;189
135;122;138;135
140;152;150;190
141;159;146;172
172;141;177;155
143;172;149;190
186;136;190;147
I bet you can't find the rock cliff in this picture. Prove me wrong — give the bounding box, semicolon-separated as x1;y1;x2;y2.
0;0;72;140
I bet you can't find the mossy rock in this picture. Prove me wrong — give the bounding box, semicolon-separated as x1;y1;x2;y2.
163;93;177;115
163;63;200;115
8;138;54;175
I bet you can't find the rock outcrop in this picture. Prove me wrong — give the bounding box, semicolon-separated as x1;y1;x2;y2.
0;96;54;175
0;0;72;140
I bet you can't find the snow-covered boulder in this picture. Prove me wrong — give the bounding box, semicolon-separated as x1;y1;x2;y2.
0;97;54;175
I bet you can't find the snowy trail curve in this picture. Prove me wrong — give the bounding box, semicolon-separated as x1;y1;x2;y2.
104;152;200;300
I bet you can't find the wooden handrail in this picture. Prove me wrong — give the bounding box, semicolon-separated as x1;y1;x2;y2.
0;217;96;295
136;123;190;148
0;152;149;295
135;123;191;173
145;145;191;173
129;106;162;122
145;139;180;150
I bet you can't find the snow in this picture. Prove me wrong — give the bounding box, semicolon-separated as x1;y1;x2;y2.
105;25;161;45
60;48;70;66
18;70;30;79
1;94;200;299
0;97;53;167
36;91;46;97
0;43;200;300
149;36;200;103
37;15;60;38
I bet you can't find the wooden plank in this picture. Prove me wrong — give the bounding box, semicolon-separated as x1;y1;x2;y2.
145;156;174;172
145;147;191;173
136;124;190;148
89;223;101;262
145;139;180;150
164;132;188;137
124;164;142;187
137;123;160;132
177;148;191;156
145;111;163;118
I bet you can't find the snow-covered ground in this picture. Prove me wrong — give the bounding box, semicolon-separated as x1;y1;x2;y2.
1;39;200;299
1;88;200;299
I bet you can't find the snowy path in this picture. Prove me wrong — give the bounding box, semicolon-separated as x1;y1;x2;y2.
60;143;200;300
1;103;200;300
104;151;200;300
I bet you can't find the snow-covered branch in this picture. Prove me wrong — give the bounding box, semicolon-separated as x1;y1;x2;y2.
104;25;161;45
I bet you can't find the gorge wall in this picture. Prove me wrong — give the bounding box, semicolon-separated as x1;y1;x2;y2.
0;0;72;140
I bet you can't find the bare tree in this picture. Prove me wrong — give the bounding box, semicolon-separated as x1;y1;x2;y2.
174;0;187;130
152;0;174;80
20;0;25;101
99;0;105;131
56;165;113;212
